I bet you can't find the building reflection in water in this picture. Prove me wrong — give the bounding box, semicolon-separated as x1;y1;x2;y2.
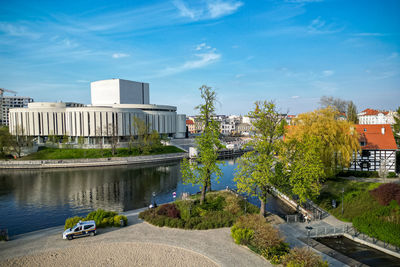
0;161;181;213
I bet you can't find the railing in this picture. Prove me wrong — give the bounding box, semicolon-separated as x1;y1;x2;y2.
307;225;400;254
308;225;347;238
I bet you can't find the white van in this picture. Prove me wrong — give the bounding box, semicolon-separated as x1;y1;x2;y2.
63;221;96;240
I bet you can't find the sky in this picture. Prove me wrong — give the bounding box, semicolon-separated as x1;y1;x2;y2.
0;0;399;116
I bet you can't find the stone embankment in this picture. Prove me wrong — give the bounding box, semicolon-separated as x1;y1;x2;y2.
0;152;188;169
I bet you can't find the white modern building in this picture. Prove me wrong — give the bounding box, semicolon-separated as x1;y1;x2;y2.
9;79;186;144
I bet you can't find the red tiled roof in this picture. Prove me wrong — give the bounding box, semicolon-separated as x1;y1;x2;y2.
360;108;388;116
355;124;397;150
186;120;194;125
287;115;296;118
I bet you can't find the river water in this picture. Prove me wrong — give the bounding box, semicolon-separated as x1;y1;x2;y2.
0;158;294;236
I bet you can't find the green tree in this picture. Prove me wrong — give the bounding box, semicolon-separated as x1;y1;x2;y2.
393;107;400;147
132;116;162;154
346;101;358;124
0;126;13;158
181;85;222;204
234;101;285;216
285;107;360;177
281;135;325;203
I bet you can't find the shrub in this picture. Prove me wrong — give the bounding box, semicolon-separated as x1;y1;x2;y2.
176;200;194;221
282;247;328;267
261;242;290;265
235;214;283;250
157;203;180;218
370;183;400;206
65;216;84;230
231;225;254;245
388;172;398;178
113;215;128;226
65;209;127;230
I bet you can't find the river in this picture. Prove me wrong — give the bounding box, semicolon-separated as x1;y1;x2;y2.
0;158;294;236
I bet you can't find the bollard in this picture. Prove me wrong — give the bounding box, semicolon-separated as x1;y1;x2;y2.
120;219;124;227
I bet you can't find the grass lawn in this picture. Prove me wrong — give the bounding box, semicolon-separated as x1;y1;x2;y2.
19;146;184;160
314;178;400;247
313;178;381;222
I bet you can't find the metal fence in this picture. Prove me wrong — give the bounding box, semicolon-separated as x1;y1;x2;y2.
307;225;400;254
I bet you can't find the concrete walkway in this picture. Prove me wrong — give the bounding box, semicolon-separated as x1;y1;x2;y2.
0;209;270;267
276;215;351;267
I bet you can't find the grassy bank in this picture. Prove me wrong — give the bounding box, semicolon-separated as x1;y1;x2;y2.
314;178;400;246
20;146;184;160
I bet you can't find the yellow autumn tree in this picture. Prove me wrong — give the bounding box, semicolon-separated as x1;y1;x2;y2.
285;107;360;177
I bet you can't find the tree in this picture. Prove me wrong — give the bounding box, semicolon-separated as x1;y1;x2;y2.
393;107;400;147
281;135;325;203
181;85;222;204
0;126;13;158
132;116;162;154
346;101;358;124
107;122;118;156
234;101;285;216
319;96;348;114
285;107;360;178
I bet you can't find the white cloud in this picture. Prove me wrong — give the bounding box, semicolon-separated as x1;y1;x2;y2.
173;0;197;19
285;0;323;3
207;1;243;19
291;95;300;99
235;74;245;78
157;51;221;77
173;0;243;20
195;43;211;50
307;17;342;34
322;70;334;76
353;32;385;37
0;23;41;39
112;53;130;59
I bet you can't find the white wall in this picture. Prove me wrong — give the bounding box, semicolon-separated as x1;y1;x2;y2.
91;79;149;106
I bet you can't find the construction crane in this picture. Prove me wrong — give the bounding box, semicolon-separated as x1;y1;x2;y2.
0;88;17;97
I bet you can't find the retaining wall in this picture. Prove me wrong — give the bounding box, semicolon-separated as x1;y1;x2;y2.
0;153;188;169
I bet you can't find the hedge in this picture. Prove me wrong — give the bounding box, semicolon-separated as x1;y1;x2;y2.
64;209;128;230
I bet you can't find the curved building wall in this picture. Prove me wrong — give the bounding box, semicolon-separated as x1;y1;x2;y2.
9;103;185;138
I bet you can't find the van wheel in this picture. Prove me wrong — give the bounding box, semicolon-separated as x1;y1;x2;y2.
90;232;95;236
67;235;73;240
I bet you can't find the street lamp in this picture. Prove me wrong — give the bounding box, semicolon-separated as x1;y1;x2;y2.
305;226;313;249
244;196;247;214
341;187;344;216
152;191;156;208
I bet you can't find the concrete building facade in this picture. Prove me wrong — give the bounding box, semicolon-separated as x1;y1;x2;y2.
9;79;186;143
0;96;33;126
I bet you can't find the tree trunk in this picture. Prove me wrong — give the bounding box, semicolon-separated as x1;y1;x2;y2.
260;197;266;217
200;182;207;205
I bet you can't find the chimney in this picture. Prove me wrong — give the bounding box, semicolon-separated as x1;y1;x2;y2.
381;127;385;135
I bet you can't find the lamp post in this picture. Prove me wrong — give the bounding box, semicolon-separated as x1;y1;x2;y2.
152;191;156;207
244;196;247;214
341;187;344;216
305;226;313;249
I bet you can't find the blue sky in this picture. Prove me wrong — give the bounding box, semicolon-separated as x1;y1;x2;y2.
0;0;399;115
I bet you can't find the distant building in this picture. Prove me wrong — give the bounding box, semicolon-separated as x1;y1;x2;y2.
357;108;396;125
347;124;398;172
0;89;33;126
186;119;196;133
9;79;186;144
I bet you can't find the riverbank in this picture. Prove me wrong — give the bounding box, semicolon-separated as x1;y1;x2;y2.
0;152;188;169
